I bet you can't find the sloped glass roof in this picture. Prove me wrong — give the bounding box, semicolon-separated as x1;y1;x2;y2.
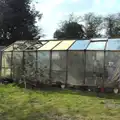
4;45;14;51
38;41;61;50
69;40;89;50
3;38;120;52
53;40;75;50
106;38;120;50
24;41;44;50
87;41;106;50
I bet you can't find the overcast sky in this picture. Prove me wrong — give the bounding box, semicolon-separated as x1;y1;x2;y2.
34;0;120;39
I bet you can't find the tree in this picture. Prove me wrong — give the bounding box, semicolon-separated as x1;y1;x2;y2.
104;13;120;38
53;14;85;39
83;13;103;38
0;0;43;46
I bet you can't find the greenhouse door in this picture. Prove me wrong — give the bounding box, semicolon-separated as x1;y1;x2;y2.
86;51;104;86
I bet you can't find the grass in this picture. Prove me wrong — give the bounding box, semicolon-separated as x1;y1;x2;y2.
0;85;120;120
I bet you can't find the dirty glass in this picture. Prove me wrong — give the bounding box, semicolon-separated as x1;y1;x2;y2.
13;41;36;51
2;52;12;68
38;51;50;69
37;51;50;82
1;68;11;78
69;40;89;50
52;51;66;70
12;52;23;80
51;51;66;83
67;51;85;85
13;41;27;51
51;70;66;84
24;52;36;81
106;39;120;50
85;51;104;86
25;41;43;50
4;45;14;51
26;43;43;50
104;51;120;87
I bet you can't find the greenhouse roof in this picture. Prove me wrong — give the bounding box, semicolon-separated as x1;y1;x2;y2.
2;38;120;52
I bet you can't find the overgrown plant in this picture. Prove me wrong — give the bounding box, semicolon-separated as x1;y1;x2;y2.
11;52;49;88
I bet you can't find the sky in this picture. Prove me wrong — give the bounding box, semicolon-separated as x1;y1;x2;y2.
34;0;120;39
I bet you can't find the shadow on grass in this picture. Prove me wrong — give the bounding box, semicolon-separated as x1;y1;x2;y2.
39;87;120;100
18;83;120;100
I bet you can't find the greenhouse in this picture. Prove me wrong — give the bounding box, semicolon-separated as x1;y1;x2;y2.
1;38;120;88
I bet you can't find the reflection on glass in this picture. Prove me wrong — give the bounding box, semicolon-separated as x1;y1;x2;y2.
12;52;23;79
52;51;66;71
106;39;120;50
91;38;108;41
2;52;11;67
38;51;50;69
105;52;120;87
67;51;85;85
85;51;104;86
87;42;106;50
69;40;89;50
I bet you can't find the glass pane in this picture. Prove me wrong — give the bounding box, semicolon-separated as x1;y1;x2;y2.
52;51;66;71
51;51;66;84
69;40;89;50
68;51;85;85
2;52;12;68
14;41;36;51
4;45;14;51
38;51;50;69
38;41;61;50
37;70;49;83
1;68;11;78
91;38;108;41
85;51;104;86
26;43;43;50
51;70;66;84
53;40;75;50
37;51;50;82
104;51;120;87
24;52;36;80
106;39;120;50
12;52;23;79
87;42;106;50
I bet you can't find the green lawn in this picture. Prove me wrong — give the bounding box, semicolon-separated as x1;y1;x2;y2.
0;84;120;120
